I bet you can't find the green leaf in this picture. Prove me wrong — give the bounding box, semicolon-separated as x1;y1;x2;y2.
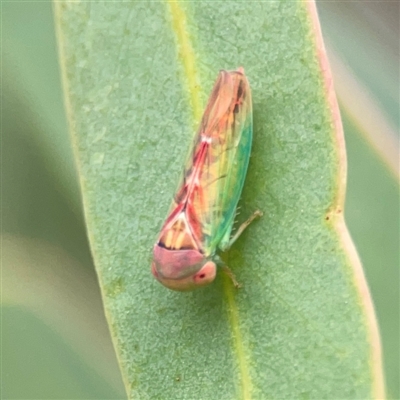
2;234;125;397
343;113;400;399
2;2;81;213
54;1;384;398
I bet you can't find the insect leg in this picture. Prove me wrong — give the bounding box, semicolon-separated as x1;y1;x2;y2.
221;266;241;289
226;209;263;249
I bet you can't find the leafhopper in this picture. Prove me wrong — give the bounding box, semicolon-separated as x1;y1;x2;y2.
151;68;261;291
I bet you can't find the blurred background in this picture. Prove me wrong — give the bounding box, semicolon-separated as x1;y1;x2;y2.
2;1;398;399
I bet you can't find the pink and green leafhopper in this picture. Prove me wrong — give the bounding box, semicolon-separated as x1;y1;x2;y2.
151;68;262;291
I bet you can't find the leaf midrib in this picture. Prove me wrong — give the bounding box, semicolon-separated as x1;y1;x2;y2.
166;1;252;397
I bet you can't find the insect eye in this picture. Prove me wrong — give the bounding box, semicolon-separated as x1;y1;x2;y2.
193;261;217;286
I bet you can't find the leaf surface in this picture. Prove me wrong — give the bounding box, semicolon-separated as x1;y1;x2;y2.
54;1;383;398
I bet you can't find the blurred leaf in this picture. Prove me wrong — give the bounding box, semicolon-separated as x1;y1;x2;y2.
2;306;121;400
1;234;125;399
55;1;383;399
1;72;91;264
344;115;400;399
2;4;124;397
317;3;399;397
324;47;399;180
317;1;399;131
2;1;81;212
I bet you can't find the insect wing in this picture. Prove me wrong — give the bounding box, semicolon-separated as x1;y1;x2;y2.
182;69;253;254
